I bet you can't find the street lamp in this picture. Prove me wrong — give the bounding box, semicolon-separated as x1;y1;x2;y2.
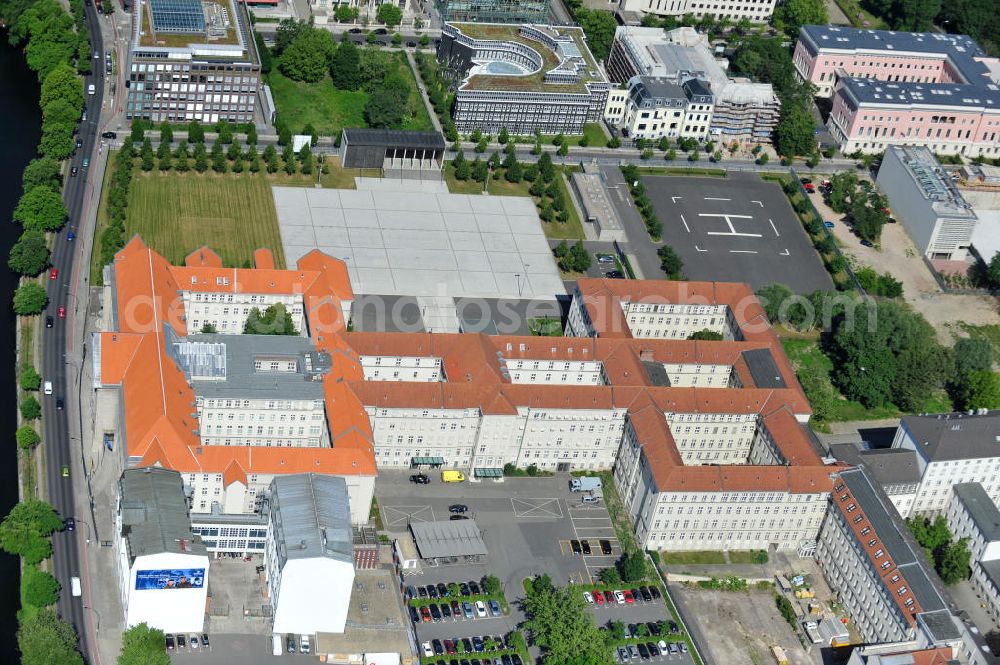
75;518;94;546
83;604;102;634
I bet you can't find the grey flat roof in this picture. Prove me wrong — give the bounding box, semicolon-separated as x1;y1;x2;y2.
829;443;920;485
271;474;353;566
457;297;563;336
953;482;1000;542
636;76;687;101
643;360;670;387
273;182;564;301
342;128;446;150
742;348;786;389
172;332;328;401
409;519;487;559
981;558;1000;592
900;411;1000;461
119;468;205;561
351;295;426;333
840;467;947;614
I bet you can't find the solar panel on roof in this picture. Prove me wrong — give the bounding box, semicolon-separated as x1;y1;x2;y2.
149;0;205;33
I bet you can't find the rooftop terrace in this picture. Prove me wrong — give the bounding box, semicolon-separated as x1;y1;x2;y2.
446;22;607;94
136;0;242;50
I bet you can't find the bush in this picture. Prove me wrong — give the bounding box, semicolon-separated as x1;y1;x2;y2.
13;284;49;316
16;426;41;450
20;366;41;391
20;396;42;421
775;594;797;628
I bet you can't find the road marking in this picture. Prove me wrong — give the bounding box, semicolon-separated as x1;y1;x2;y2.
671;196;683;203
700;213;762;238
680;214;690;233
729;250;759;254
779;249;791;256
694;246;708;252
769;218;779;237
704;197;730;201
383;505;435;527
751;200;764;207
511;498;563;519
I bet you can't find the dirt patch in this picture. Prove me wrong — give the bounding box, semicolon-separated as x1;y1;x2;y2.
808;190;1000;344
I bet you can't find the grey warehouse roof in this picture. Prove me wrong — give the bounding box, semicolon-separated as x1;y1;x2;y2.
119;467;205;562
169;331;330;402
839;467;948;615
409;520;488;559
828;444;920;486
953;482;1000;543
342;128;446;150
899;410;1000;462
270;474;353;566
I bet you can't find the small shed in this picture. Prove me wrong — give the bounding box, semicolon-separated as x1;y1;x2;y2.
409;520;487;560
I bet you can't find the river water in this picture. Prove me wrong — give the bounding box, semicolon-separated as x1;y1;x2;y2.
0;31;42;665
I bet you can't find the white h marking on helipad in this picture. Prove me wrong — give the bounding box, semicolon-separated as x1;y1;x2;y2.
700;214;762;238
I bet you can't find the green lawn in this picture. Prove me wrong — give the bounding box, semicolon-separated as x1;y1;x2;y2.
637;166;727;178
268;52;433;137
511;123;608;147
269;69;367;137
659;551;727;565
91;154;119;284
126;170;288;268
528;317;563;336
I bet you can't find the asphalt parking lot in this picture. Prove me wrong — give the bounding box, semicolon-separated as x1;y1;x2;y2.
166;633;315;663
642;174;833;293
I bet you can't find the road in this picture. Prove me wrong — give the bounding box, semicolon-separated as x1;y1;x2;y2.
45;1;105;660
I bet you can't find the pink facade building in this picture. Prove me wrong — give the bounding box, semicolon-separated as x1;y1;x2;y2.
793;25;1000;156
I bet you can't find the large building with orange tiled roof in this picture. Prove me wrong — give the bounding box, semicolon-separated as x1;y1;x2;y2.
95;237;374;529
98;237;838;554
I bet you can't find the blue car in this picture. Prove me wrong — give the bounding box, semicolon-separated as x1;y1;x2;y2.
67;230;76;241
823;221;835;229
488;599;501;616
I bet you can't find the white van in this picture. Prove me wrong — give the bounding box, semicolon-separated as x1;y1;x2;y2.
71;576;81;597
43;380;53;395
271;634;283;656
300;635;311;654
87;83;96;95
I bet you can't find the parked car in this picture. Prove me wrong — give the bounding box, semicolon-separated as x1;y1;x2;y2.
614;590;626;604
583;591;594;604
640;587;653;602
420;606;432;622
603;590;615;603
861;239;874;247
463;601;474;618
449;504;469;513
202;634;210;649
679;643;688;653
581;540;591;555
462;638;473;652
600;539;612;555
596;254;615;264
469;581;481;595
441;602;451;619
190;635;199;650
460;582;471;596
451;600;461;616
418;585;428;598
408;605;420;623
177;634;186;650
628;645;640;660
101;131;117;139
650;587;662;600
165;634;175;650
472;636;484;652
618;647;630;662
623;589;635;604
824;220;835;228
593;589;604;605
411;473;430;484
475;600;487;618
423;642;434;657
657;640;668;653
636;643;649;660
437;583;448;597
489;599;501;616
605;270;625;279
645;621;659;635
445;640;456;654
433;639;445;655
646;642;658;657
428;584;439;599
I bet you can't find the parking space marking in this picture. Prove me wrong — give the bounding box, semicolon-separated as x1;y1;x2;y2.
383;505;435;527
511;498;563;519
680;214;690;233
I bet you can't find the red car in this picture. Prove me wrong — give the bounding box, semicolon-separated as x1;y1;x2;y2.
803;183;816;192
420;606;432;622
58;306;66;318
593;590;605;605
49;267;58;280
623;590;635;604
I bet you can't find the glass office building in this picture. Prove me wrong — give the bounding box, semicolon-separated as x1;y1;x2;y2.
436;0;551;24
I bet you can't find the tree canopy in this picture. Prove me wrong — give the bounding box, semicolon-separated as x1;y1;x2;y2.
13;185;67;232
575;8;617;61
244;304;297;335
22;565;60;608
39;62;83;111
22;157;62;191
331;40;362;90
279;26;335;82
364;72;409;129
773;0;827;35
13;283;49;316
17;609;84;665
118;624;170;665
376;2;402;27
0;500;63;565
829;300;950;410
9;230;51;276
954;337;994;377
523;576;613;665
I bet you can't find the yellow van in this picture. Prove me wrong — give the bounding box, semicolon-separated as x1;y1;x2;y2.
441;470;466;483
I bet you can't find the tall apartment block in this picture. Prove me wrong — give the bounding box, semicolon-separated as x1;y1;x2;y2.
605;27;780;142
127;0;261;123
794;25;1000;157
436;0;551;24
438;23;610;135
